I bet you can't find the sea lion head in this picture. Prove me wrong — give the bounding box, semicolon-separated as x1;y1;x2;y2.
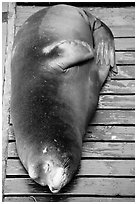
26;122;82;193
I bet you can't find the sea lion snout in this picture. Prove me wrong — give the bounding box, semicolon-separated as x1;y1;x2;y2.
28;159;67;193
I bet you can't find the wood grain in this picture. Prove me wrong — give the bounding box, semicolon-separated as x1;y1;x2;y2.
112;66;134;79
98;95;134;109
91;110;135;124
101;80;135;94
4;177;135;196
2;2;16;200
115;38;134;51
6;159;135;176
116;52;134;65
8;141;135;159
86;126;135;141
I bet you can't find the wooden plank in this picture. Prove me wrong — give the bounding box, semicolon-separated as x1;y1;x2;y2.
8;125;135;141
82;142;134;158
110;26;134;38
101;80;135;94
116;52;134;65
3;196;135;202
2;2;8;12
112;65;135;79
90;7;135;27
115;38;134;51
91;110;135;125
2;20;8;81
8;141;135;158
86;126;135;141
6;159;135;176
2;2;16;200
4;177;135;196
98;95;135;109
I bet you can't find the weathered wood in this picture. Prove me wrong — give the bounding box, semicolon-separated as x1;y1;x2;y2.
91;110;135;125
86;126;135;141
8;125;135;141
2;2;8;12
2;2;16;200
116;52;134;65
101;80;135;94
112;65;135;79
3;196;135;202
99;95;135;109
4;177;135;196
8;141;135;159
115;38;134;51
82;142;134;158
3;4;135;202
6;159;135;176
90;7;135;27
2;19;8;82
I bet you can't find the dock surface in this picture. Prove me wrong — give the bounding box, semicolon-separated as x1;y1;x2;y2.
2;2;135;202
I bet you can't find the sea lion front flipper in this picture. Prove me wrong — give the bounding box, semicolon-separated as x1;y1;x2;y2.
82;10;117;85
43;40;94;71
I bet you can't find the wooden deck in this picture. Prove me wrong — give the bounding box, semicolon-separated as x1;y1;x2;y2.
2;2;135;202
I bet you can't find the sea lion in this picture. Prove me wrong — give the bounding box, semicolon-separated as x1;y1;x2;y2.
10;4;117;193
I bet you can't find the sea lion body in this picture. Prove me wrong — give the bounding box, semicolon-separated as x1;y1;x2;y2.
11;5;117;193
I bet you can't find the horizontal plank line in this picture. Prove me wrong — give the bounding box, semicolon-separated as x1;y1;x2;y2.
83;140;135;143
99;93;135;96
8;139;135;143
9;123;135;127
97;108;135;111
111;78;135;80
8;140;15;143
116;50;135;52
117;64;135;66
81;157;135;160
88;124;135;126
88;124;135;128
4;194;135;198
7;156;135;160
110;78;135;81
115;36;135;39
8;140;135;144
7;158;135;162
116;64;135;66
6;175;135;179
16;2;135;7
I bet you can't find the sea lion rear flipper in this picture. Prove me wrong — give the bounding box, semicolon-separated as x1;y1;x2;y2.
93;19;117;81
43;40;94;71
82;10;118;84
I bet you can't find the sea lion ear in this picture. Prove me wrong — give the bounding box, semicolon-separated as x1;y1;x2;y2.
43;40;94;70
